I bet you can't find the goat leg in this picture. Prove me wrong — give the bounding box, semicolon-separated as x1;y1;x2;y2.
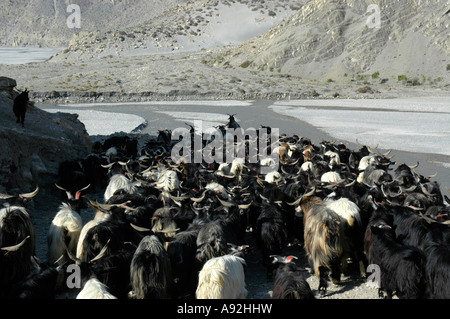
318;266;329;297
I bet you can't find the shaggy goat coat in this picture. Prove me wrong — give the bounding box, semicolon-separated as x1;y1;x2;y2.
196;255;247;299
47;203;82;263
0;206;36;297
130;235;173;299
76;277;117;299
301;197;345;276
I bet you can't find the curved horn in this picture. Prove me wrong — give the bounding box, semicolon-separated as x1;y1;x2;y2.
408;162;419;169
1;236;30;254
382;150;392;157
76;184;91;193
356;138;364;147
168;193;190;202
130;223;151;232
420;184;434;197
216;196;235;208
55;183;74;200
155;227;180;234
65;246;80;264
190;190;207;203
426;172;437;179
88;199;130;212
419;212;436;225
101;162;116;169
55;183;69;192
287;186;316;206
238;201;253;210
407;205;425;211
345;179;357;187
90;239;111;263
20;186;39;198
0;192;16;200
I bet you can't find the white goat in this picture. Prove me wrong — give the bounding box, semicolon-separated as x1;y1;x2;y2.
320;171;344;184
47;203;82;263
76;277;117;299
104;174;138;202
154;169;179;193
196;255;247;299
324;197;361;228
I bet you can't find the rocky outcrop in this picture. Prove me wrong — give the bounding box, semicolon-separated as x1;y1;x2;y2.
0;84;92;193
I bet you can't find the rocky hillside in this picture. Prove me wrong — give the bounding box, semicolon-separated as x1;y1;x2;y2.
0;78;92;193
0;0;186;47
0;0;448;101
49;0;298;61
220;0;449;82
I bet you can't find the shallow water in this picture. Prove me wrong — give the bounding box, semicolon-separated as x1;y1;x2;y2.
0;46;61;65
38;98;450;189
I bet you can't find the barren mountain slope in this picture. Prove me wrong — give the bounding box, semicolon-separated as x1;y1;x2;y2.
0;0;186;47
220;0;449;81
49;0;299;61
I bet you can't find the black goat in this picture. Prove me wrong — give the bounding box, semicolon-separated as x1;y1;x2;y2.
13;88;29;127
8;263;59;299
255;201;287;278
271;255;315;299
391;206;450;299
164;228;199;298
0;187;39;298
364;207;426;299
129;235;174;299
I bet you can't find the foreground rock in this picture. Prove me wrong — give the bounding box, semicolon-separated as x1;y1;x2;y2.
0;84;92;193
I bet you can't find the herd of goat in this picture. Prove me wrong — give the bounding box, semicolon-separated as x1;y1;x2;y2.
0;114;449;300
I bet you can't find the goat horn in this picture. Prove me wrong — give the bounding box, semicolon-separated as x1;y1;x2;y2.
101;162;116;168
88;200;131;212
238;201;253;210
355;138;364;147
155;227;180;234
408;162;419;169
287;197;302;206
401;185;417;193
90;239;111;263
55;183;74;200
1;236;30;253
130;223;151;232
168;193;189;202
20;186;39;198
419;212;436;225
77;184;91;193
426;172;437;179
55;183;69;192
407;205;424;211
0;192;16;200
420;184;434;197
216;196;235;208
190;190;207;203
286;186;316;206
345;179;357;187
